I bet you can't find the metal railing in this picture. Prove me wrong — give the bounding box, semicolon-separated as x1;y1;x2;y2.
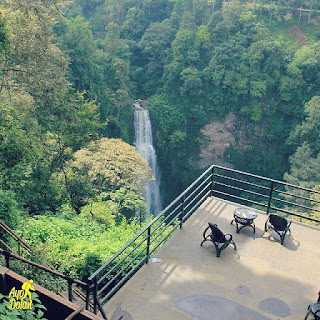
0;219;94;312
88;165;320;319
0;248;90;308
211;165;320;223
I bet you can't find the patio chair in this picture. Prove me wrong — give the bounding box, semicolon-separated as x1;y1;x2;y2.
264;213;292;245
200;222;237;257
305;291;320;320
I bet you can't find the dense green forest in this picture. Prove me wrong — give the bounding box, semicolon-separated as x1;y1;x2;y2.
1;0;320;285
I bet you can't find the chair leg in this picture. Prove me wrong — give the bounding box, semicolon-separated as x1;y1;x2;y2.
231;240;237;250
281;230;288;245
236;222;240;233
200;235;210;246
213;243;220;257
304;307;311;320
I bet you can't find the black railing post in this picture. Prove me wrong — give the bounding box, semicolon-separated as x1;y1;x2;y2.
267;181;274;215
85;283;90;311
180;195;185;229
146;226;151;264
93;276;98;314
4;250;10;268
67;277;73;302
210;166;215;196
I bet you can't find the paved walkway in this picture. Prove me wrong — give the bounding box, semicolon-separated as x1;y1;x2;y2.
104;197;320;320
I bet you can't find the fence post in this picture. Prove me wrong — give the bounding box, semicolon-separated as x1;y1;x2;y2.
93;276;98;315
267;181;274;215
180;195;185;229
85;283;90;311
146;226;151;264
210;166;215;196
67;277;73;302
4;250;10;268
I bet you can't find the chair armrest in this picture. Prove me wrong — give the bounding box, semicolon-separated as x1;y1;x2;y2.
202;226;210;239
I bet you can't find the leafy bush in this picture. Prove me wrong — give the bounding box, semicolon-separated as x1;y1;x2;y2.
0;189;21;242
18;213;146;280
81;200;118;227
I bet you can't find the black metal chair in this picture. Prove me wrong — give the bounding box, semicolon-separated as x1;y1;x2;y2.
305;292;320;320
200;222;237;257
264;213;292;245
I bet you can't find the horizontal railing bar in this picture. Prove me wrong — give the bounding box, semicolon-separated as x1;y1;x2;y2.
100;257;146;304
149;216;180;247
183;182;211;212
273;188;320;205
212;189;268;209
0;239;13;252
184;175;211;204
149;223;180;256
0;221;32;251
98;245;147;295
269;205;320;223
97;232;149;285
214;165;276;182
150;206;181;236
0;249;87;287
271;197;320;213
214;165;320;194
213;173;270;192
213;181;270;200
181;165;214;197
183;190;211;222
89;165;214;280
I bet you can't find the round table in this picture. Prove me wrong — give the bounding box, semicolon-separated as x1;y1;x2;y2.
231;208;258;233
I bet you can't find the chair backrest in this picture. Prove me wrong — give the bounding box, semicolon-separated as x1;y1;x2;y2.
269;214;288;231
208;223;225;243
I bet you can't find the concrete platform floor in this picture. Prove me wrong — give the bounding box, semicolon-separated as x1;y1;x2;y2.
104;197;320;320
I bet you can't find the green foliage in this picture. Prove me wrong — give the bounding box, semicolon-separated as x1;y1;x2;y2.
0;189;20;242
81;200;118;227
288;96;320;154
19;212;146;279
285;97;320;192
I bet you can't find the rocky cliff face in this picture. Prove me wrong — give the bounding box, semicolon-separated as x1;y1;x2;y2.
198;113;236;169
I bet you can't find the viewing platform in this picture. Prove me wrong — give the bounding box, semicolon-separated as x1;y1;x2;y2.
104;197;320;320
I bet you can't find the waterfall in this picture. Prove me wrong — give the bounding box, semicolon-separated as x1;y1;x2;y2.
134;102;162;217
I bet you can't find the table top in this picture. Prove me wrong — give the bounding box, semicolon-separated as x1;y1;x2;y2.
234;207;258;220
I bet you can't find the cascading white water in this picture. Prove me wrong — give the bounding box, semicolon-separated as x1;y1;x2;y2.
134;101;162;217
